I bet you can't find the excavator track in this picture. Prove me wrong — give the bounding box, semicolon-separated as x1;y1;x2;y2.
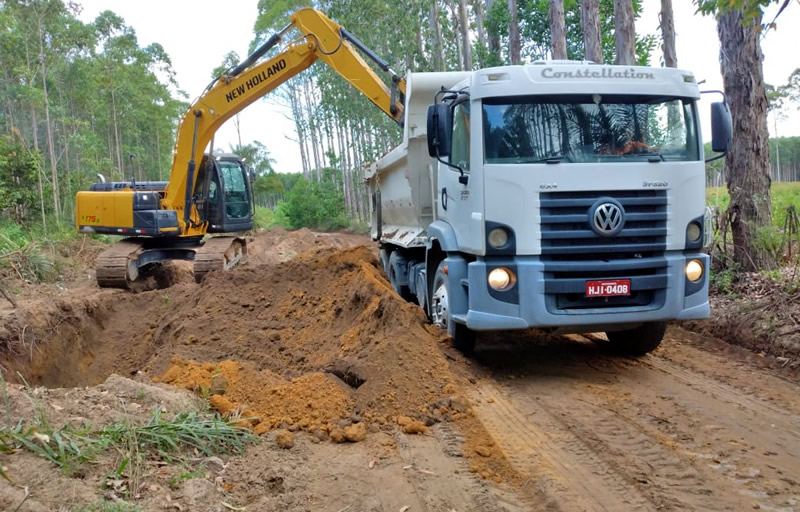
95;240;145;289
193;237;247;283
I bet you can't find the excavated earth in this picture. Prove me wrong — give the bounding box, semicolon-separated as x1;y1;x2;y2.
1;227;800;511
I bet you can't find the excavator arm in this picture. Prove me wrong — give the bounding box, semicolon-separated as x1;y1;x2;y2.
162;8;407;232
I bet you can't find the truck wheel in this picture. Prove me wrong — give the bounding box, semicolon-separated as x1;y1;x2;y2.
605;321;667;356
388;251;414;301
378;248;390;276
432;261;476;355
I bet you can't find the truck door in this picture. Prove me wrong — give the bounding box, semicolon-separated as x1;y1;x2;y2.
438;99;483;253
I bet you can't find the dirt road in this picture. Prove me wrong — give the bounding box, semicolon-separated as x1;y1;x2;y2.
467;329;800;511
1;228;799;511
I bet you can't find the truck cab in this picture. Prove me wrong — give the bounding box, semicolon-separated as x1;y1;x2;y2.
368;62;731;355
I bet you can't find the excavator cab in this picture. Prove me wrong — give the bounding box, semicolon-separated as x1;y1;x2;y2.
195;154;254;233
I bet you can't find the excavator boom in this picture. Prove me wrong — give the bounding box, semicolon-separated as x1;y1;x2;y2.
163;8;406;231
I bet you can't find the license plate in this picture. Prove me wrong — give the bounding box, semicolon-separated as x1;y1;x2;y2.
585;279;631;297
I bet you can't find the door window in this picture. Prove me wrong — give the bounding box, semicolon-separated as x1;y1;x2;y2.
220;161;249;219
450;102;471;172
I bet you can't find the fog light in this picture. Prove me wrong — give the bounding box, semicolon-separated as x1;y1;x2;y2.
687;222;702;243
686;259;703;282
488;228;509;248
488;267;516;291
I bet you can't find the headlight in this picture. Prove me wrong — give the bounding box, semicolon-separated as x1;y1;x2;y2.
488;267;516;291
488;228;509;248
686;222;702;243
685;259;703;282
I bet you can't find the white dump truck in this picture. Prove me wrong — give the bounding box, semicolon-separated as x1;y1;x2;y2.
366;61;731;355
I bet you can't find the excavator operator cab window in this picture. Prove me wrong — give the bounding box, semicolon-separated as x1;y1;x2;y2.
219;160;250;219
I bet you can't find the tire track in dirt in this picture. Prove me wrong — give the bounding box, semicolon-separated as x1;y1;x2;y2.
391;425;520;512
466;332;800;512
643;355;800;438
472;382;657;512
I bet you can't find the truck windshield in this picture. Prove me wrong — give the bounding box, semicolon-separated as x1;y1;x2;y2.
482;94;699;163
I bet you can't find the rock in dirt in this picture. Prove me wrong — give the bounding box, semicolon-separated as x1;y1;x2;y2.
397;415;428;435
343;422;367;442
275;429;295;449
330;427;346;444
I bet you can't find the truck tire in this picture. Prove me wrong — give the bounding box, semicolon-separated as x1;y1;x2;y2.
378;248;390;276
605;321;667;356
388;251;414;301
432;261;476;355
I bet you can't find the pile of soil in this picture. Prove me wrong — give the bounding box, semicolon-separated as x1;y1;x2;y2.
0;233;517;484
245;227;369;266
149;247;464;434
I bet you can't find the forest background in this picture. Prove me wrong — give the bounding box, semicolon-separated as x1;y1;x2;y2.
0;0;798;269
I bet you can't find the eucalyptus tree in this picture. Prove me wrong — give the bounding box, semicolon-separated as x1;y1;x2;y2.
695;0;793;269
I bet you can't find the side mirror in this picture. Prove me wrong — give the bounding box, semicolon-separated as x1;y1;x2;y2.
710;101;732;153
248;168;256;183
426;103;452;158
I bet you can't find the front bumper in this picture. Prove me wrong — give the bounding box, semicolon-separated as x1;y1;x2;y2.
448;252;709;331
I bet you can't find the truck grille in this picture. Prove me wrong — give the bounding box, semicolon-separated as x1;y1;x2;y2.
539;190;668;311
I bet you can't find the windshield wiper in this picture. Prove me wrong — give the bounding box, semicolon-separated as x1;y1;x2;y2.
525;155;572;164
622;151;665;162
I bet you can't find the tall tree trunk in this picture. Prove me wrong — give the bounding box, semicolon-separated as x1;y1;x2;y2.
474;0;487;62
659;0;677;68
581;0;603;63
549;0;568;60
485;0;501;63
430;1;445;71
507;0;521;64
37;13;60;222
613;0;636;65
718;10;773;270
110;82;123;179
459;0;472;70
302;77;321;176
31;105;47;231
234;114;242;148
156;128;163;181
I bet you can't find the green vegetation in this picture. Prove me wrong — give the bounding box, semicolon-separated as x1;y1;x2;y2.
0;218;110;285
77;501;142;512
0;2;186;227
707;182;800;229
0;407;255;477
275;176;350;231
707;182;800;293
253;206;276;229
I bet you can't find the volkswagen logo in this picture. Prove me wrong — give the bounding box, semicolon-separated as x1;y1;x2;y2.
589;199;625;236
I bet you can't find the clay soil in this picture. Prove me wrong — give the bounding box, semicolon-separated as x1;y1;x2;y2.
1;227;800;511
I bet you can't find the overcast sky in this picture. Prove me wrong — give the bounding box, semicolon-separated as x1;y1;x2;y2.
77;0;799;173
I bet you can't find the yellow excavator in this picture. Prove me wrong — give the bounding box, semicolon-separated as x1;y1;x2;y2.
76;8;406;288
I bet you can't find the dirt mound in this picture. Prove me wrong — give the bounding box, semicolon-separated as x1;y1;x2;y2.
148;247;459;430
245;226;369;266
0;234;517;484
157;359;354;434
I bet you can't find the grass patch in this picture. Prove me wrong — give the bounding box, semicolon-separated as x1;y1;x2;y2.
77;500;142;512
706;182;800;271
0;219;112;284
0;407;256;478
707;182;800;229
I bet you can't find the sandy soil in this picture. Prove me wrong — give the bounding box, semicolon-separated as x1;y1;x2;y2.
1;227;799;511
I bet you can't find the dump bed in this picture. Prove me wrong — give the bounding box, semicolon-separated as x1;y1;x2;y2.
366;71;470;248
